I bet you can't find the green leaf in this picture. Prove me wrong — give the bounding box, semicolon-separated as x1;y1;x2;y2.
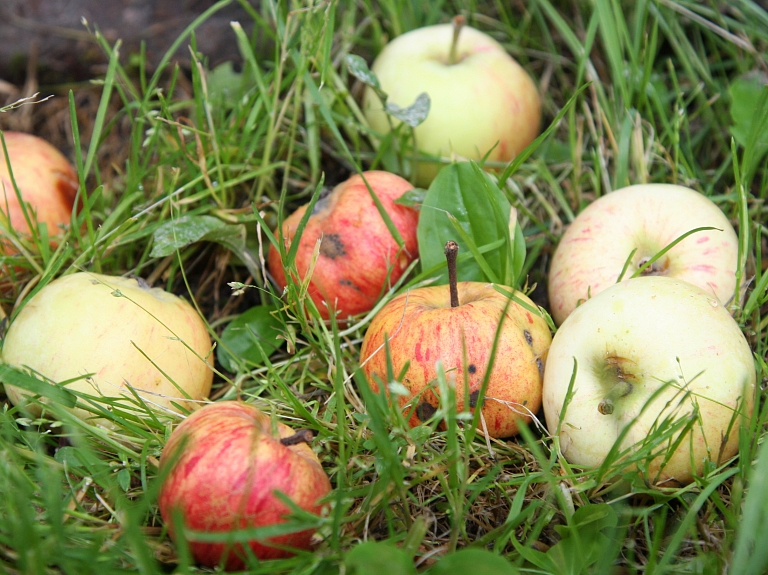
394;188;428;210
150;215;246;257
117;468;131;492
206;61;245;106
345;54;381;91
428;549;519;575
386;93;430;128
730;73;768;149
217;305;284;373
417;162;512;284
345;541;417;575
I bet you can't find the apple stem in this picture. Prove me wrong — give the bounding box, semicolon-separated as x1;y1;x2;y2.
598;380;633;415
448;15;466;66
445;240;460;308
280;429;315;446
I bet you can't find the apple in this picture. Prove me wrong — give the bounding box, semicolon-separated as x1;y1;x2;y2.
157;401;332;570
542;276;755;486
548;183;739;326
2;273;213;421
0;131;79;239
267;170;418;321
362;17;541;186
359;241;551;438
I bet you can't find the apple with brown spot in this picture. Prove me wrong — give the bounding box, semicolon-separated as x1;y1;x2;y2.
0;131;78;240
547;184;739;326
359;241;551;438
267;170;418;321
157;401;332;570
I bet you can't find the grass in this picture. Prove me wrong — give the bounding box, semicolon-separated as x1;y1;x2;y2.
0;0;767;573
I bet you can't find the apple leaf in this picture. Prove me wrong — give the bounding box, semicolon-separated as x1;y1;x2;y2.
394;187;428;210
427;549;520;575
217;305;284;373
729;72;768;180
417;162;517;285
345;541;417;575
385;93;431;128
345;54;382;91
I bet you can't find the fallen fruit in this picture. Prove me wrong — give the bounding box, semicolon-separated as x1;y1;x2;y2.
157;401;332;570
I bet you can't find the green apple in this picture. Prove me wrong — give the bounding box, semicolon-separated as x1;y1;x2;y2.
542;276;755;485
363;17;541;186
548;183;739;325
3;273;213;421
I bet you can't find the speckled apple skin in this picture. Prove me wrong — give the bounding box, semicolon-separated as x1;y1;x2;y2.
2;273;213;420
0;131;78;237
363;25;541;186
542;277;755;485
158;402;332;570
267;171;418;320
548;184;739;326
359;282;551;438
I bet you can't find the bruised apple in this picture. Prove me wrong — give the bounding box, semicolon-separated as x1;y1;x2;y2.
267;171;418;320
158;401;332;570
359;242;551;438
2;273;213;420
0;131;78;239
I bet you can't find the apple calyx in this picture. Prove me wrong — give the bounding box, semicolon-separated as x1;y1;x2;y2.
445;240;460;308
280;429;315;446
637;255;670;276
448;15;466;65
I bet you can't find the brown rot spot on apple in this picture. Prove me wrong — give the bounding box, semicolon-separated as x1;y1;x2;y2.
537;358;544;376
638;256;670;276
468;390;482;408
468;364;477;374
524;330;533;345
339;279;362;291
320;234;347;259
416;402;437;422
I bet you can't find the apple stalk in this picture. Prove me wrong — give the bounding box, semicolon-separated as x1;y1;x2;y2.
445;240;460;307
279;429;315;446
597;379;633;415
448;15;466;66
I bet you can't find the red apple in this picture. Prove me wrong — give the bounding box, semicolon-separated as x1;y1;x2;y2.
359;242;551;438
157;401;332;570
0;131;78;239
267;171;418;321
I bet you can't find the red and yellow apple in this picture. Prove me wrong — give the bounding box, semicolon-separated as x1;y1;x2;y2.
542;276;755;485
157;401;332;570
2;273;213;420
362;18;541;186
0;131;78;238
267;170;418;321
548;184;739;325
359;242;551;438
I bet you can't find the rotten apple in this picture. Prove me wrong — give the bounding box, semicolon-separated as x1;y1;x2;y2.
157;401;332;570
359;241;551;438
267;170;418;321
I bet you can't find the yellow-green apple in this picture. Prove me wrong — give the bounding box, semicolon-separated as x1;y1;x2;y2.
542;276;755;486
362;17;541;186
548;183;739;325
2;273;213;420
0;131;78;239
157;401;332;570
359;242;551;438
267;170;418;321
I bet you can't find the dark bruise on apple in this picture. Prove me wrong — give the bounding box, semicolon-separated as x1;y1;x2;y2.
157;402;332;571
267;171;419;321
359;241;552;438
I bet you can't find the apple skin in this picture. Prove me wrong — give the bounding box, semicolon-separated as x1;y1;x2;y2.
2;273;213;420
267;171;418;321
548;184;739;325
362;24;541;186
359;282;551;438
0;131;78;237
157;401;332;570
542;276;755;486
